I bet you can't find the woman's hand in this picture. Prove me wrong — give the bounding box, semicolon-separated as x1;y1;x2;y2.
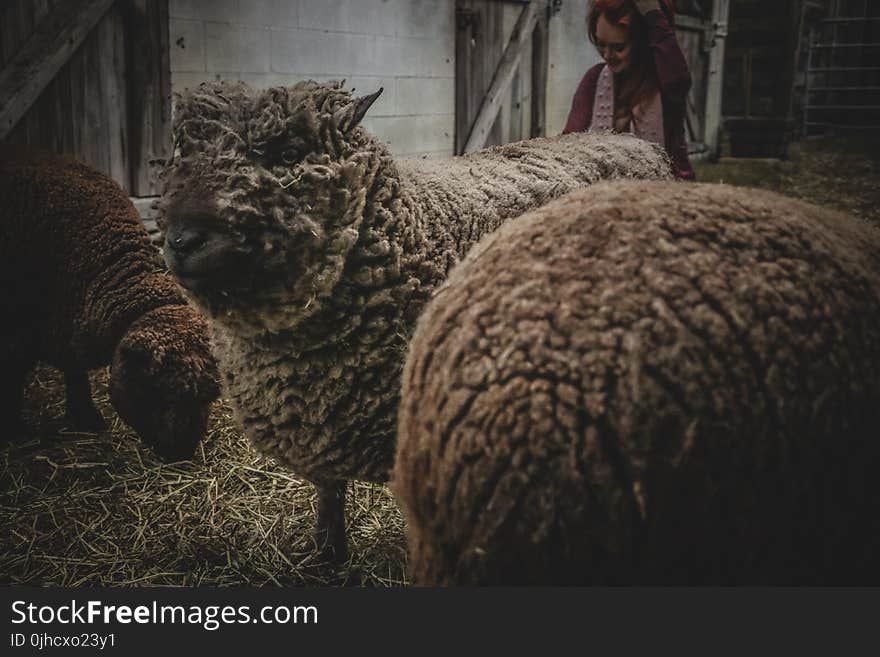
633;0;661;15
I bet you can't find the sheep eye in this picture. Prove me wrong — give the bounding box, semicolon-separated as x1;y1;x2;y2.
281;149;298;164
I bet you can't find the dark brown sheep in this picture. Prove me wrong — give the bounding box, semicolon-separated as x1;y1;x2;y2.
0;150;220;461
395;181;880;585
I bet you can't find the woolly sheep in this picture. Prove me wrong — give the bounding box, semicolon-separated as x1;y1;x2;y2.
395;181;880;585
0;150;220;461
159;80;671;559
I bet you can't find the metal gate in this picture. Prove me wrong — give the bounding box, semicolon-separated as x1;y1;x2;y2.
805;0;880;134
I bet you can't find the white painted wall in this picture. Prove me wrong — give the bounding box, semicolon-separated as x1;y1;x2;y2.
168;0;600;157
547;1;602;134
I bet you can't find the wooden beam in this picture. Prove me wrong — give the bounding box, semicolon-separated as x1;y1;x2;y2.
703;0;730;158
0;0;115;140
463;1;543;153
126;0;171;196
530;7;549;138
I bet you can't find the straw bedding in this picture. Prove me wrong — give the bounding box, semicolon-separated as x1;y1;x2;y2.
0;366;407;586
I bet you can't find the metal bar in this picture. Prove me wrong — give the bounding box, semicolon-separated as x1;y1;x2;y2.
810;43;880;48
803;22;813;136
820;17;880;23
809;86;880;91
808;66;880;72
805;121;880;128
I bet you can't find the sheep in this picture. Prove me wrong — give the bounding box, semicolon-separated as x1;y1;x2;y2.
158;79;672;560
394;180;880;585
0;149;220;461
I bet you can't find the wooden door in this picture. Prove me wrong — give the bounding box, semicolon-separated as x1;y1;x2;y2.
455;0;552;154
675;13;713;153
0;0;171;196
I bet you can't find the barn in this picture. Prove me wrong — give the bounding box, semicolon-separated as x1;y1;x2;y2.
0;0;877;589
1;0;734;217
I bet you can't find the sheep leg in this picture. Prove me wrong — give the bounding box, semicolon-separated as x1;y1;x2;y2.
314;480;348;563
63;367;106;432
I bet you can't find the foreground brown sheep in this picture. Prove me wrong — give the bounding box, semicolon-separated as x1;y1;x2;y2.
395;181;880;585
0;150;220;461
159;80;671;559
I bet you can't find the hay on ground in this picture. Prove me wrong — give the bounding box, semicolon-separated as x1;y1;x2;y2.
0;365;408;587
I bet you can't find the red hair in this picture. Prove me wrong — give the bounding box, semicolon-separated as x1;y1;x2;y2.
587;0;675;121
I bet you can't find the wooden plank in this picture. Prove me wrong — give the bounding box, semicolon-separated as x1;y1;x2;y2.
57;59;75;154
704;0;730;157
0;0;115;140
485;3;504;148
675;26;708;147
454;1;471;153
780;0;803;120
676;14;707;31
68;38;85;156
1;1;23;68
98;5;128;188
31;0;53;28
455;0;505;154
3;2;32;144
126;0;172;196
506;63;521;143
37;72;58;151
519;22;532;142
81;25;105;172
504;3;528;144
24;4;47;151
463;0;542;153
530;7;548;138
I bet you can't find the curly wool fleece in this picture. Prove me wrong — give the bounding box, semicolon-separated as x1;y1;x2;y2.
395;181;880;585
160;80;671;537
0;150;219;459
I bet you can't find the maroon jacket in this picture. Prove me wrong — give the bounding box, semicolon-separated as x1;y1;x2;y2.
563;10;695;181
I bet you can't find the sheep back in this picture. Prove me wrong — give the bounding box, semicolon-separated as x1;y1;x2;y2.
396;131;672;281
0;149;183;367
0;149;219;459
395;181;880;585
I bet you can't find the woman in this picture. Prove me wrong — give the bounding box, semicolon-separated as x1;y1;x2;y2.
564;0;695;180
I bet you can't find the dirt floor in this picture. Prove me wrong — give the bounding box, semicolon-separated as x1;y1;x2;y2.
2;134;877;587
694;134;880;227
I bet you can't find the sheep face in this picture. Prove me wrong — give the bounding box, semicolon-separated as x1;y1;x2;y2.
160;80;384;336
109;306;220;461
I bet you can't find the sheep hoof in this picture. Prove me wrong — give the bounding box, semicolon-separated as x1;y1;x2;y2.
315;529;348;565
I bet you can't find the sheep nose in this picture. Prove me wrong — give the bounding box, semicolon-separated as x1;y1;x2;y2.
166;227;207;256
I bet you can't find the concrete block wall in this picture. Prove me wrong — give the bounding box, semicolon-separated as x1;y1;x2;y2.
547;1;602;135
169;0;456;158
168;0;600;157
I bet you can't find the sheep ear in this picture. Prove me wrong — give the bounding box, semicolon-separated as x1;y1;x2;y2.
334;88;383;133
